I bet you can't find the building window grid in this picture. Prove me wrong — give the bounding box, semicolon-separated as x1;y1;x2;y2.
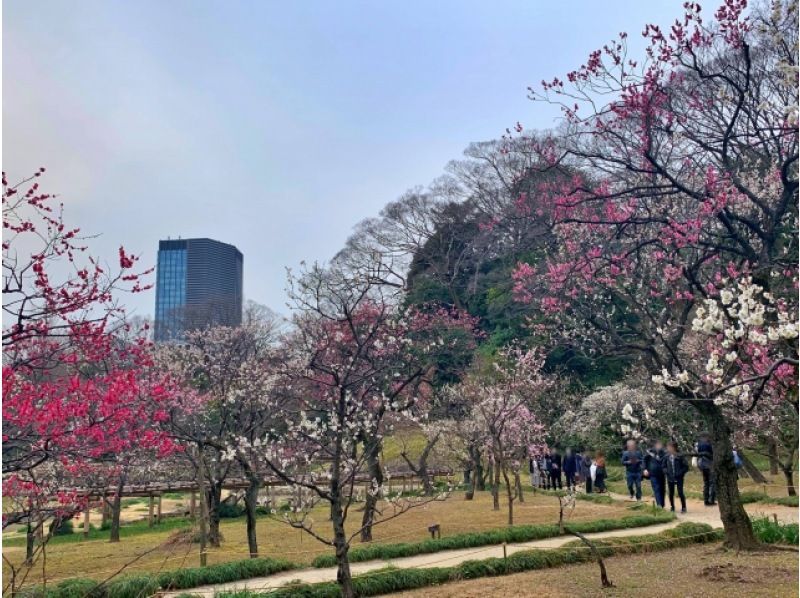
155;249;187;339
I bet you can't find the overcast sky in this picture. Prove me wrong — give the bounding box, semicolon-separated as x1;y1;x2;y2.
4;0;686;318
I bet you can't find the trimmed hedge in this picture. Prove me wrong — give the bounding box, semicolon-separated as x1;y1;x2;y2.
311;511;675;567
222;522;718;597
15;557;297;598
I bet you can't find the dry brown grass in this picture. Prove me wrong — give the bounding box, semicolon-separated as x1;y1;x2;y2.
390;542;800;598
2;490;627;586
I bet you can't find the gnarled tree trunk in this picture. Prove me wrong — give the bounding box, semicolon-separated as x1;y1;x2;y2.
400;431;441;496
695;400;759;550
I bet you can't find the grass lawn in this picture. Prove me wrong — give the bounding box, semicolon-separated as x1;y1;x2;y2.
2;490;633;587
389;542;800;597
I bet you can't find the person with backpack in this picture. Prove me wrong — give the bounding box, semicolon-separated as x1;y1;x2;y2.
664;440;688;513
696;433;716;506
644;440;667;508
621;439;644;500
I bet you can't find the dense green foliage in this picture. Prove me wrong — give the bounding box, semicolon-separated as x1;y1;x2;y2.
751;517;799;545
310;512;674;567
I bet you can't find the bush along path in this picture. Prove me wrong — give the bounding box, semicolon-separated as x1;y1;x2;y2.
154;514;678;598
180;523;722;598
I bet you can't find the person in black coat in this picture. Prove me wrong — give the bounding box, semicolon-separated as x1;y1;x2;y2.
580;452;593;494
644;441;667;508
563;448;578;490
695;433;716;506
549;448;563;490
542;452;553;489
664;440;689;513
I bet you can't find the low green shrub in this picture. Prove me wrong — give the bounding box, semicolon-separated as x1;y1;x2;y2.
251;522;717;597
103;575;161;598
218;502;246;519
52;519;75;536
15;557;298;597
311;511;674;567
751;516;799;545
157;557;297;590
767;494;799;507
739;490;770;503
15;578;102;598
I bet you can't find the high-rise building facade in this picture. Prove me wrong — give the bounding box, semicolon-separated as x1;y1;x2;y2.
154;238;243;342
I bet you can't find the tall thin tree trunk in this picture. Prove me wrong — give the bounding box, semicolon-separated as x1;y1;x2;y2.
782;466;796;497
492;464;501;511
515;471;524;503
696;401;759;550
475;453;486;491
25;521;36;565
502;468;514;525
244;476;260;557
332;505;354;598
197;451;210;567
207;482;223;547
767;439;780;475
109;474;125;543
361;436;383;542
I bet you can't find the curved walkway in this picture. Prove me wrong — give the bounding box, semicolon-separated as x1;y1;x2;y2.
162;497;797;597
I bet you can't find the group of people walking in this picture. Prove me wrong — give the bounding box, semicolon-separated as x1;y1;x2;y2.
622;433;723;512
530;433;725;514
621;439;689;512
528;448;607;494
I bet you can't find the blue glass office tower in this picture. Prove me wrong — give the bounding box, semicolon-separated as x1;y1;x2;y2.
154;238;243;342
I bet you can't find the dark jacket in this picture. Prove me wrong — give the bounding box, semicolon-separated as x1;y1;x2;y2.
644;449;666;477
621;449;644;474
664;454;689;481
563;454;577;474
580;455;592;478
549;453;562;473
543;454;553;471
696;441;713;470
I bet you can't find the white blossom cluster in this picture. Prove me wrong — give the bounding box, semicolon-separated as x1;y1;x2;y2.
653;278;798;404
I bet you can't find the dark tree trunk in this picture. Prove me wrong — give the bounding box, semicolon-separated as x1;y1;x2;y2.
360;436;384;542
695;401;759;550
470;444;486;491
25;521;36;565
400;431;440;496
492;464;501;511
515;471;524;503
782;466;796;497
244;476;260;557
502;468;514;525
768;439;780;475
109;474;125;543
207;483;223;547
332;502;354;598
